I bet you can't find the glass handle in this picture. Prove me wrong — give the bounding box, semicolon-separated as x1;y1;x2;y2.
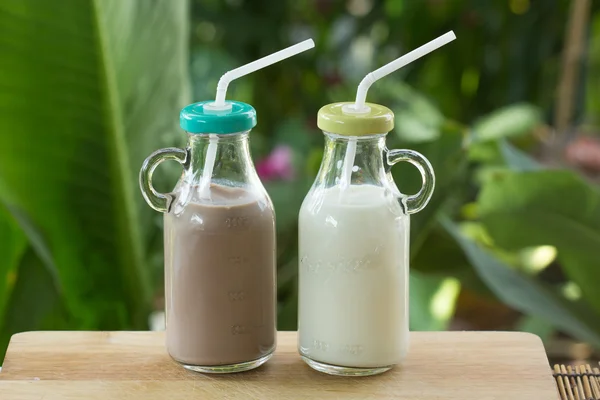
139;147;188;213
386;149;435;215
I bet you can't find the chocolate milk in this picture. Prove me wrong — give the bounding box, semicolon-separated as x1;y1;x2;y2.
164;184;276;366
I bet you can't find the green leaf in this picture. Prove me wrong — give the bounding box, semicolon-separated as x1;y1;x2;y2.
0;202;73;364
277;257;298;290
274;118;313;156
0;248;69;363
443;218;600;348
191;47;249;103
5;204;62;293
410;221;494;298
376;80;445;143
392;121;467;254
499;140;541;171
468;140;502;163
411;225;470;274
478;171;600;314
277;288;298;331
410;271;460;331
384;0;404;17
0;205;27;325
266;179;312;233
0;0;189;329
394;110;440;142
472;103;542;142
516;316;555;343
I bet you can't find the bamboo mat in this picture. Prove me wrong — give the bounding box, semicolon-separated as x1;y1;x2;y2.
553;363;600;399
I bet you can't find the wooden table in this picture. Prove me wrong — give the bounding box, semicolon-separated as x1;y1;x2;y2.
0;331;558;399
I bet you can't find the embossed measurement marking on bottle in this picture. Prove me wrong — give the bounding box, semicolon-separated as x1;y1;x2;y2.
313;339;330;352
311;339;364;355
231;324;250;335
228;255;249;266
224;216;250;229
300;246;383;275
228;291;245;301
342;344;363;355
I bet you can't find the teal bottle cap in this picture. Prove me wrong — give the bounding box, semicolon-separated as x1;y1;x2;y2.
179;101;257;134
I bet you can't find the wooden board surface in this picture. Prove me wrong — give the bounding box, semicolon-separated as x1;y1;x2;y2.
0;331;558;399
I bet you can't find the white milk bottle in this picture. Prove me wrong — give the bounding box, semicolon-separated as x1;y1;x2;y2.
298;32;455;376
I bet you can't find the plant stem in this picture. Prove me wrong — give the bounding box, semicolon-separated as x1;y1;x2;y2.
554;0;592;138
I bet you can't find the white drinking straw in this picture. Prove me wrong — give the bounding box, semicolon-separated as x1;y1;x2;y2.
353;31;455;112
198;39;315;198
339;139;356;193
214;39;315;109
338;31;456;196
198;134;218;198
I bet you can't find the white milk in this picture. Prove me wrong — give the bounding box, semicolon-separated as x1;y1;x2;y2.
298;184;409;368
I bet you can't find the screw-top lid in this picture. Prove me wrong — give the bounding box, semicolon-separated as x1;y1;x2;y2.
180;101;257;134
317;102;394;136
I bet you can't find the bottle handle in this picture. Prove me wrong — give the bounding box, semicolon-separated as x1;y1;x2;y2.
139;147;188;213
386;149;435;215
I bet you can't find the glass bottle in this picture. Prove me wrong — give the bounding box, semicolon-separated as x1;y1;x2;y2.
139;101;276;373
298;102;435;376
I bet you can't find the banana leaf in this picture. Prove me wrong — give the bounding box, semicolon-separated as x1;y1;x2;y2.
0;0;190;332
477;170;600;315
444;217;600;349
0;204;27;326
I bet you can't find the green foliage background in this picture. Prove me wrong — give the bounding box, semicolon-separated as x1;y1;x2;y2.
1;0;600;362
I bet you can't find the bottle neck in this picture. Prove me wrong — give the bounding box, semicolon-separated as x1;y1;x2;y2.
185;131;257;186
315;132;388;188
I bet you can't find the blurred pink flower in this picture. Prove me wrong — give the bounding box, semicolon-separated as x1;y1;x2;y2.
565;135;600;173
256;145;295;181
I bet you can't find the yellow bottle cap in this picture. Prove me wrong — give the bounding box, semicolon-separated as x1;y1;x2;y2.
317;102;394;136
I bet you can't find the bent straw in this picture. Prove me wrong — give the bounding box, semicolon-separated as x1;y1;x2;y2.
214;39;315;108
198;39;315;198
338;31;456;196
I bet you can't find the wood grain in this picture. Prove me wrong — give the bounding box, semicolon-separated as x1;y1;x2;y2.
0;331;558;399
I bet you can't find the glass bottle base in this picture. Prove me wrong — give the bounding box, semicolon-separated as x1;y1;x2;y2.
301;356;393;376
181;352;273;374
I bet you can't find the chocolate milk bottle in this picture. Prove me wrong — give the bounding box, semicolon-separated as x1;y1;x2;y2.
164;184;275;368
140;109;277;374
140;40;314;373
